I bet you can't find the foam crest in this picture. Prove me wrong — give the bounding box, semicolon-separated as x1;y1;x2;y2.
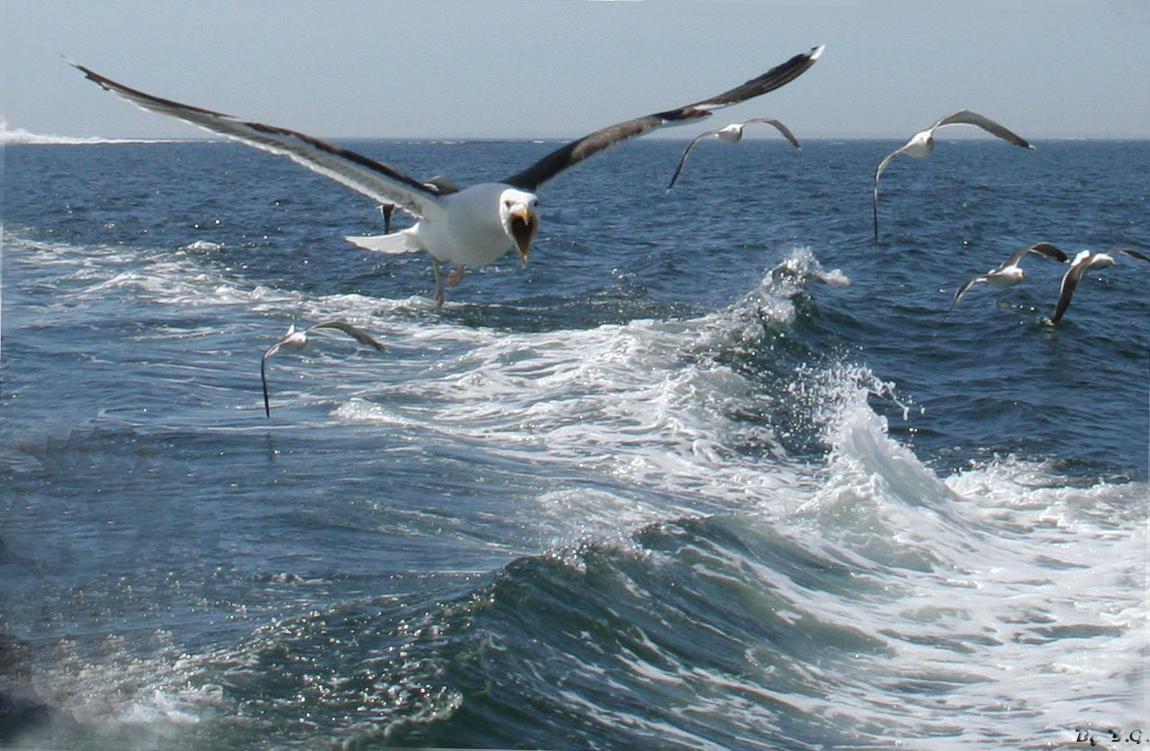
352;313;802;519
0;118;173;145
1;632;229;746
328;252;860;540
9;237;267;310
770;384;1148;744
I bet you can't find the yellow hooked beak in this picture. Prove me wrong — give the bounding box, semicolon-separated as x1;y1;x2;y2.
509;206;539;267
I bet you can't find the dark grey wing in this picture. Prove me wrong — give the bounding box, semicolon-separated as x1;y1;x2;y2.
933;110;1034;150
665;129;720;191
1003;242;1067;268
743;117;802;149
260;340;287;418
72;63;443;216
951;275;986;308
872;144;908;241
1108;247;1150;262
503;45;824;191
1052;259;1088;323
309;321;387;353
1023;242;1069;263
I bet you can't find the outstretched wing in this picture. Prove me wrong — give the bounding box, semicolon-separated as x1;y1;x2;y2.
309;321;387;353
503;45;824;191
932;110;1034;150
951;275;986;308
665;129;721;191
72;63;443;217
872;144;909;241
1107;246;1150;262
1003;242;1068;267
1052;258;1089;323
743;117;802;149
1024;242;1068;263
260;340;285;418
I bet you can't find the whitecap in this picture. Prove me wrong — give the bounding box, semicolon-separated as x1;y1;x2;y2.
0;118;176;145
182;240;223;252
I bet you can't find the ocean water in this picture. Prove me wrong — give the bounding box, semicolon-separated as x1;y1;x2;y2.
1;135;1147;750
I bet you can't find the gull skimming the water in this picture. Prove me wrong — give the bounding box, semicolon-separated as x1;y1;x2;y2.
872;110;1034;242
665;118;801;191
261;321;386;417
1051;247;1150;324
949;242;1068;310
73;45;824;306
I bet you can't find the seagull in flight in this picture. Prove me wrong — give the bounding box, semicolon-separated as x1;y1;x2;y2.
665;117;801;191
261;321;386;417
72;45;824;306
872;110;1034;242
949;242;1068;310
1051;247;1150;324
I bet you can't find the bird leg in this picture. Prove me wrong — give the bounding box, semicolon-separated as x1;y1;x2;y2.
446;265;466;287
431;256;446;308
379;204;395;234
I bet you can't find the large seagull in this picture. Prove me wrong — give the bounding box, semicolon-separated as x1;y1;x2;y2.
73;45;824;306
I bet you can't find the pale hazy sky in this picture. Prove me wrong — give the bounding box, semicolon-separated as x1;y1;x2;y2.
2;0;1149;141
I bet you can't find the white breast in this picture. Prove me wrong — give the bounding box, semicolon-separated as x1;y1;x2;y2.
417;183;518;266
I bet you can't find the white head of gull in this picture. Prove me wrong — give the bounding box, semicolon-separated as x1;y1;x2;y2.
73;45;824;306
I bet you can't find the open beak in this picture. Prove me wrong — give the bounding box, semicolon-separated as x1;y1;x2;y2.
509;207;538;267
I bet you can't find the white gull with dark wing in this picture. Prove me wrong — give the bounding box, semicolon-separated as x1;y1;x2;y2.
950;242;1068;310
666;117;801;191
260;321;386;417
1051;247;1150;323
73;45;824;306
872;110;1033;242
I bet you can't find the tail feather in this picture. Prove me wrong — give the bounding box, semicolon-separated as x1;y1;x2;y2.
345;230;419;254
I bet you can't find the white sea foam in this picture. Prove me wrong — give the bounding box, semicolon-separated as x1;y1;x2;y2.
0;118;174;145
7;628;230;746
339;301;805;529
773;362;1148;748
9;228;1144;749
182;240;224;252
10;237;279;310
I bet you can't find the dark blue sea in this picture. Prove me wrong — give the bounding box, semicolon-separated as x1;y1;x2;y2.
1;135;1147;750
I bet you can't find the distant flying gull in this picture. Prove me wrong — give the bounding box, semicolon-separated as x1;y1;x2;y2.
72;45;824;306
950;242;1068;310
872;110;1033;242
261;321;386;417
1051;247;1150;324
665;118;801;191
